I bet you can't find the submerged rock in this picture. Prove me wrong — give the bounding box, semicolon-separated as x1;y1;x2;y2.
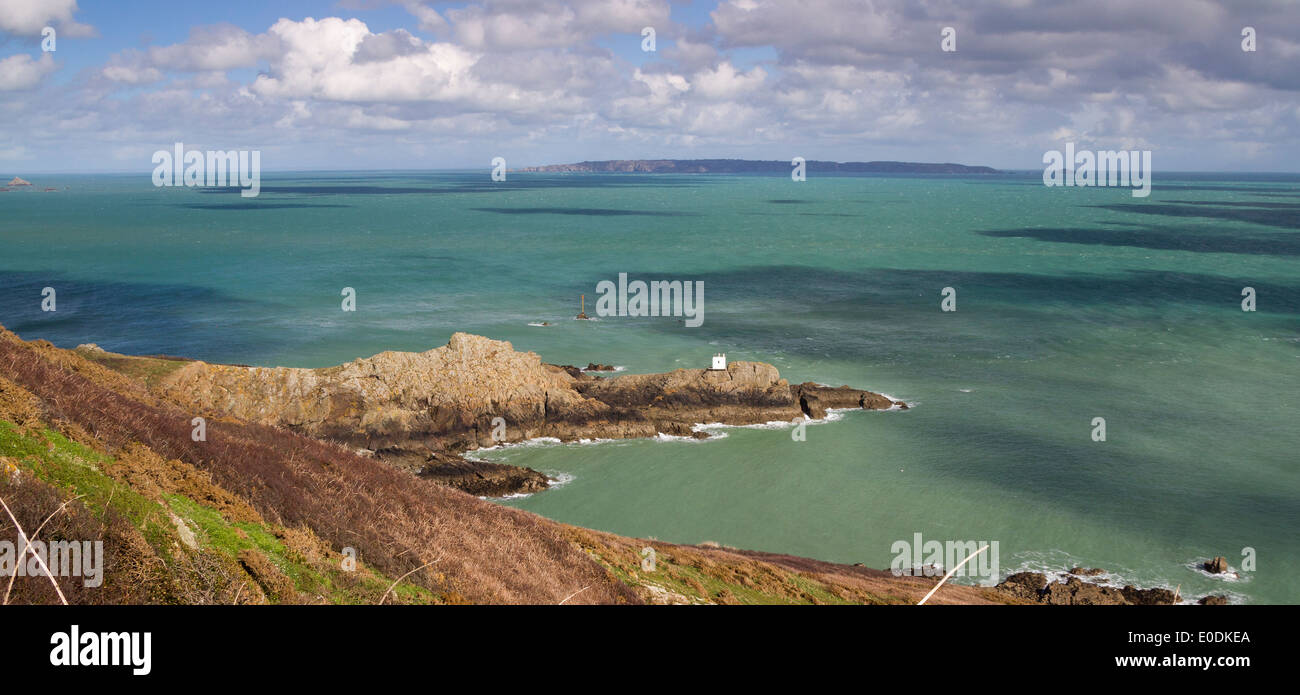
1204;556;1229;574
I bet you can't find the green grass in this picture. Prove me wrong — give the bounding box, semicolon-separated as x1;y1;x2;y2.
74;351;191;389
591;547;837;605
0;419;176;558
164;493;438;604
1;419;438;604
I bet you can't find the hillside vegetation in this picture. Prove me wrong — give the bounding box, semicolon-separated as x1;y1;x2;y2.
0;326;1008;605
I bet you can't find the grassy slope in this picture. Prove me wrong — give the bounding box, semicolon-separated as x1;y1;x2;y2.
0;419;438;604
0;328;1008;605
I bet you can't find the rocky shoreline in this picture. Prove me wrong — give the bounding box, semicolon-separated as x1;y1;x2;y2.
993;567;1230;605
116;333;906;497
28;329;1219;604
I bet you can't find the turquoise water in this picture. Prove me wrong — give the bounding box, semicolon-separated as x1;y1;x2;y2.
2;170;1297;603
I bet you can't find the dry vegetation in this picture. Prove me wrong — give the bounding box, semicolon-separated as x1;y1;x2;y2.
0;326;1015;605
0;328;634;604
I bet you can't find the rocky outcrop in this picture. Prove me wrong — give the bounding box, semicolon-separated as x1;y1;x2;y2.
156;333;904;495
7;177;31;186
792;382;903;419
1204;556;1229;573
993;571;1214;605
416;452;549;497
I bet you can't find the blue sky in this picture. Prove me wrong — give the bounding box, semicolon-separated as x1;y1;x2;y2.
2;0;1299;173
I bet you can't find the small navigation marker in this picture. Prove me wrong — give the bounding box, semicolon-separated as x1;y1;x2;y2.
575;294;590;320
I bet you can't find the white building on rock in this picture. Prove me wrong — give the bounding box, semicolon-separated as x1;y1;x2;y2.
711;353;727;370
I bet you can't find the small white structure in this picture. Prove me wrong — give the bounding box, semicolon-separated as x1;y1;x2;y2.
711;353;727;370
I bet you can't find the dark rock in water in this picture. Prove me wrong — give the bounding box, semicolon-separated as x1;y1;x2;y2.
555;364;585;379
995;572;1049;601
584;362;616;372
416;454;549;497
799;391;825;420
1198;595;1229;606
994;572;1179;605
1044;577;1116;605
1204;556;1229;573
1121;585;1178;605
1069;566;1106;576
791;382;900;418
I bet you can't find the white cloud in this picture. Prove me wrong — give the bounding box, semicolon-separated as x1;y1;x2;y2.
440;0;671;50
5;0;1300;172
0;52;55;90
691;62;766;100
0;0;93;37
249;18;485;103
146;24;280;72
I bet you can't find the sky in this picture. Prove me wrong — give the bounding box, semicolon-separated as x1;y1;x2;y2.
1;0;1298;173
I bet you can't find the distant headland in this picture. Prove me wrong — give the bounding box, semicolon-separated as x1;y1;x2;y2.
518;159;999;174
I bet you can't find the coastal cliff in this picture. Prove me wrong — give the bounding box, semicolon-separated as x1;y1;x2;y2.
0;324;1001;605
0;325;1218;605
146;333;905;496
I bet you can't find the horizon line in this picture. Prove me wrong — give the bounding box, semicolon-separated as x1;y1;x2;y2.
8;166;1300;176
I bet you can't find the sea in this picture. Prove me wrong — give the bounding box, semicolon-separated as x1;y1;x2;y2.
2;169;1296;603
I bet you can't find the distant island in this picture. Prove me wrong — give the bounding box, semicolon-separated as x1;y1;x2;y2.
518;159;998;174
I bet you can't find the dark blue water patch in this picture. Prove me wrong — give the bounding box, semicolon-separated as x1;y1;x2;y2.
962;179;1300;196
739;211;860;217
624;265;1300;315
470;207;701;217
767;199;813;204
1160;187;1300;196
883;407;1300;550
1175;200;1300;209
0;271;276;361
177;202;353;210
1091;202;1300;230
197;185;501;196
599;265;1300;361
193;174;702;197
979;224;1300;256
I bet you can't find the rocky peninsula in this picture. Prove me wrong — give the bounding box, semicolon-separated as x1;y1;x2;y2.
0;325;1224;605
139;333;905;496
